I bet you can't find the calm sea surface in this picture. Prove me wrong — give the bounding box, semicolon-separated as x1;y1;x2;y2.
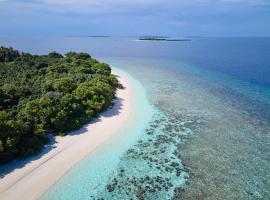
1;37;270;199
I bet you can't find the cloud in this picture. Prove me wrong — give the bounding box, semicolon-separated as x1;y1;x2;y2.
220;0;270;4
1;0;269;15
0;0;269;36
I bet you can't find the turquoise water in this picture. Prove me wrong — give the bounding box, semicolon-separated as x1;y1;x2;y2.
1;37;270;199
103;57;270;199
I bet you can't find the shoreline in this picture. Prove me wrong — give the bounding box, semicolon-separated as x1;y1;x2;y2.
0;68;134;200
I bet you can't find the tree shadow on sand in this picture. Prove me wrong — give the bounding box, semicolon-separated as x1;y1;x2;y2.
0;95;124;179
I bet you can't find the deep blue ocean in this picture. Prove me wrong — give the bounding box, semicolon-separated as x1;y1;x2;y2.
1;37;270;199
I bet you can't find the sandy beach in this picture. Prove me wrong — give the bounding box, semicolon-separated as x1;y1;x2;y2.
0;69;134;200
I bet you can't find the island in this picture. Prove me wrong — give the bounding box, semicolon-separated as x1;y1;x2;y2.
0;46;135;200
139;36;191;42
0;46;120;164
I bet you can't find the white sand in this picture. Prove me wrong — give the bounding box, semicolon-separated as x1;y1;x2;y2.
0;69;134;200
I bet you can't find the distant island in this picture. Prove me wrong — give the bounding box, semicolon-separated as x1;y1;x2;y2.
139;36;191;42
0;46;120;164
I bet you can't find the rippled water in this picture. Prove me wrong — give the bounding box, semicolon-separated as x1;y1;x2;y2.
1;37;270;199
107;58;270;199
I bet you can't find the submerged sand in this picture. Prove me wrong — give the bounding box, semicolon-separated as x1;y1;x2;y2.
0;69;134;200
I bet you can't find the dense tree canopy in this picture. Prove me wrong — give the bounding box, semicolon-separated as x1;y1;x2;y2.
0;47;20;62
0;46;119;164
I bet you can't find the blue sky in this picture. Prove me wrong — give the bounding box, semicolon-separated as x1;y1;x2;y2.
0;0;270;37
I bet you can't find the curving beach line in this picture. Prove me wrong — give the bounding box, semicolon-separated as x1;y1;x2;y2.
0;69;134;200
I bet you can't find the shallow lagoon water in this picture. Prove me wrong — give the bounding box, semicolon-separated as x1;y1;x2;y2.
106;57;270;199
1;37;270;199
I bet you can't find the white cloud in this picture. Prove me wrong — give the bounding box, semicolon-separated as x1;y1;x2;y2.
1;0;269;17
220;0;270;5
2;0;269;10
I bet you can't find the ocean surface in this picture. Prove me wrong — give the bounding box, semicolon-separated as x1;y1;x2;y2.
1;37;270;199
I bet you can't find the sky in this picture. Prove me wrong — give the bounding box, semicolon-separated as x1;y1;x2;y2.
0;0;270;37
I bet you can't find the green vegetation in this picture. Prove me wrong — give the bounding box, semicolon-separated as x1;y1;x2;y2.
139;37;167;41
139;36;191;42
0;47;119;164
